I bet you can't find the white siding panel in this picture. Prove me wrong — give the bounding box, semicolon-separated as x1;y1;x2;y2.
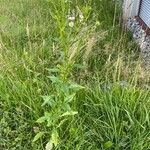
123;0;140;22
139;0;150;28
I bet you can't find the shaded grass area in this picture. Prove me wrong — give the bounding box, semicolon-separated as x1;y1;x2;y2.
0;0;150;150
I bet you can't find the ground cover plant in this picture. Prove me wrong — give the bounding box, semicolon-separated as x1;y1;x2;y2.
0;0;150;150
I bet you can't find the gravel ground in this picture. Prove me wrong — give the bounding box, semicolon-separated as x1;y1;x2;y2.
127;17;150;71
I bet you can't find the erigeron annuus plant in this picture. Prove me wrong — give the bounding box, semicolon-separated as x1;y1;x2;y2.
33;64;85;149
32;0;102;149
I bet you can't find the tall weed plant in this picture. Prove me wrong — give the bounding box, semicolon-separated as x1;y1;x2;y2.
32;0;104;149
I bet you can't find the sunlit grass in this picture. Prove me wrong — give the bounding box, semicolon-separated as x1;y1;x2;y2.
0;0;150;150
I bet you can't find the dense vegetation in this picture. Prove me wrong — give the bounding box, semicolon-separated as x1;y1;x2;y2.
0;0;150;149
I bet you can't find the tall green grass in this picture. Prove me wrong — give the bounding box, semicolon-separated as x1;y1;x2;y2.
0;0;150;149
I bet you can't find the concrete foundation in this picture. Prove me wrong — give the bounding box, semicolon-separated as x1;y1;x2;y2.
123;0;150;70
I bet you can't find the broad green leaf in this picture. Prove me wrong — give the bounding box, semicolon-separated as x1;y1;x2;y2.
44;112;52;127
64;94;76;103
36;117;46;123
48;76;61;83
45;112;52;118
47;68;59;73
41;95;55;107
63;103;71;111
61;84;69;93
47;120;52;127
69;83;85;91
45;140;53;150
51;130;59;147
104;141;113;149
33;132;44;142
61;111;78;117
73;63;84;69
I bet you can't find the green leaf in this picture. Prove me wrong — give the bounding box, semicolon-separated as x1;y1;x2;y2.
48;76;61;83
69;83;85;91
63;103;71;111
51;130;59;147
44;112;52;127
36;117;46;123
45;112;52;118
47;68;59;73
57;119;67;128
73;63;84;69
33;132;44;142
41;95;55;107
61;111;78;117
104;141;113;149
64;94;76;103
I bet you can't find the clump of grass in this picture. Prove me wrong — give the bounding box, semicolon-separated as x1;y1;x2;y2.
0;0;150;150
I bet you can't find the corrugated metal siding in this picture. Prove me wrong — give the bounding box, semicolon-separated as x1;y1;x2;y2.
139;0;150;28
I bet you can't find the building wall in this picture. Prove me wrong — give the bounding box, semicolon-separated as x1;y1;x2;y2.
123;0;140;21
123;0;150;70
